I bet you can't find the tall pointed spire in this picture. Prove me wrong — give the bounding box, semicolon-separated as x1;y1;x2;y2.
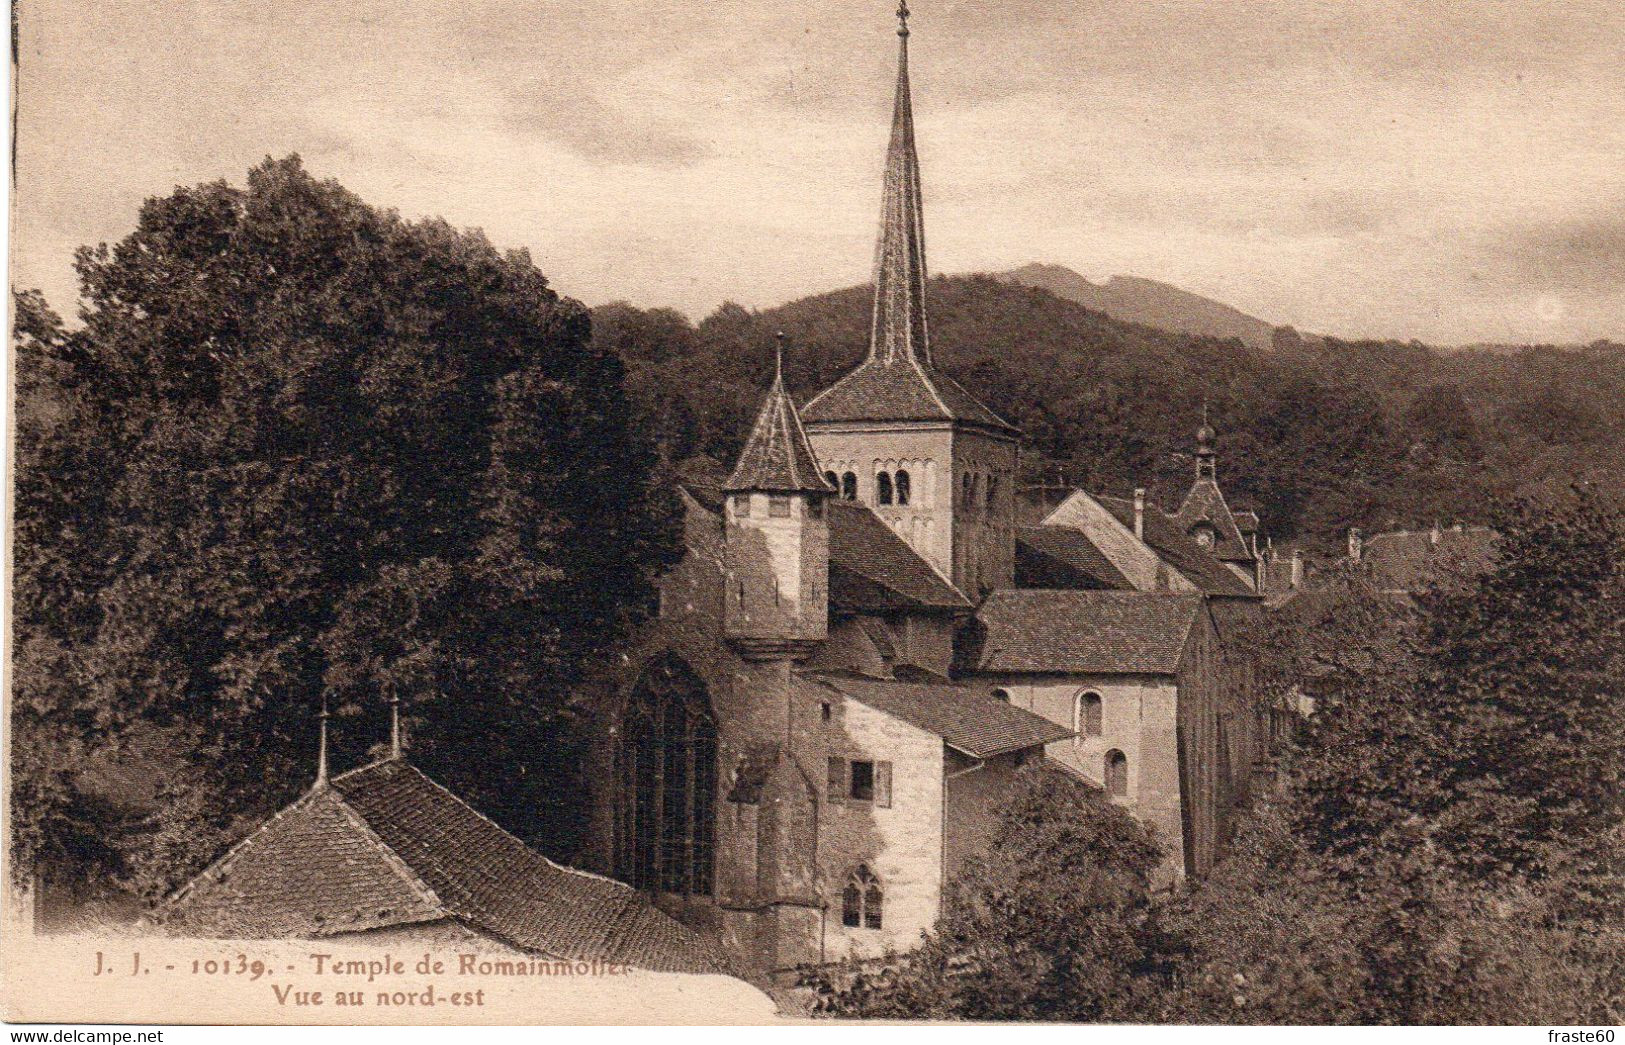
800;4;1015;435
726;334;833;494
870;0;930;366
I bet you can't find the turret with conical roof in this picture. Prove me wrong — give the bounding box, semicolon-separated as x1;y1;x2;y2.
724;336;831;658
801;3;1019;597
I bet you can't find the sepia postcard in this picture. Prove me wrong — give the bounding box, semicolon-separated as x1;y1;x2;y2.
4;0;1622;1029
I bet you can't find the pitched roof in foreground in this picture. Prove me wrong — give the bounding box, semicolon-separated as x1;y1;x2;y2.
161;759;727;975
1097;495;1258;598
967;590;1204;675
802;671;1072;758
828;501;969;612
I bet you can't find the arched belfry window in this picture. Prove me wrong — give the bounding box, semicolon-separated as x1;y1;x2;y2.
615;653;717;895
876;471;894;505
1105;749;1128;797
842;865;883;929
1076;691;1102;739
895;469;911;505
824;470;839;491
841;472;858;501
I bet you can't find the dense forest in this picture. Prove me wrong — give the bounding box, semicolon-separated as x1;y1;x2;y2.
595;276;1625;547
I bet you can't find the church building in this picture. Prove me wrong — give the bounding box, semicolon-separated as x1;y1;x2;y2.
583;4;1263;978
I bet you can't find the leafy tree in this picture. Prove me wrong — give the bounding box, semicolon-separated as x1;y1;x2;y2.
11;156;680;897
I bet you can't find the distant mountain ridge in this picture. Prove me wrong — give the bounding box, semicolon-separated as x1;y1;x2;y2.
994;263;1282;352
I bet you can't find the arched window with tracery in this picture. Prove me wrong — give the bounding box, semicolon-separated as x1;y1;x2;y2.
615;653;717;896
841;472;858;501
841;865;883;929
895;469;911;505
1076;691;1102;740
1105;749;1128;797
876;471;893;505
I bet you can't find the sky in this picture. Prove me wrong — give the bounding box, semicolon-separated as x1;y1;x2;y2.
12;0;1625;345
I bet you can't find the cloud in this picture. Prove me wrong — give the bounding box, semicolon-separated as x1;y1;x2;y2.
10;0;1624;343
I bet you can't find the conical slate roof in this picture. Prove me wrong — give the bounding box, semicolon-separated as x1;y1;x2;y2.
801;7;1015;435
725;359;832;494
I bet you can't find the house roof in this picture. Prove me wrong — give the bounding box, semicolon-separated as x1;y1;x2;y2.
1174;478;1255;563
725;363;832;495
1097;495;1258;598
1015;525;1132;590
1363;525;1498;592
802;671;1073;758
161;760;727;975
1234;510;1260;534
966;590;1204;675
827;500;970;612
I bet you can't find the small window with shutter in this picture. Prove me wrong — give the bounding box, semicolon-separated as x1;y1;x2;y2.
874;761;892;808
827;757;846;804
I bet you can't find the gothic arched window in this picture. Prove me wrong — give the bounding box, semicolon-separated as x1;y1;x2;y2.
615;654;717;896
961;472;973;507
842;472;858;501
1076;691;1102;739
894;469;911;505
986;475;999;511
1105;749;1128;797
876;471;893;505
824;470;839;491
842;865;883;929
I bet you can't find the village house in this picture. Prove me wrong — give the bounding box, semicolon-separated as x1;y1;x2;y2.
160;708;727;976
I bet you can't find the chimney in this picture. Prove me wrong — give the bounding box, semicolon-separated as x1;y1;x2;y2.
1133;488;1146;539
1348;527;1363;563
1290;548;1304;589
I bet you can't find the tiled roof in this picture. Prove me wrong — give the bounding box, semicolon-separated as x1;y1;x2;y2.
828;501;969;611
1363;525;1498;592
966;590;1204;675
162;760;727;975
801;358;1016;433
802;672;1073;758
1098;495;1257;598
725;366;832;494
1174;479;1254;563
1016;525;1132;590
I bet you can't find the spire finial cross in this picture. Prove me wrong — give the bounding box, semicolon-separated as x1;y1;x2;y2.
896;0;910;37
